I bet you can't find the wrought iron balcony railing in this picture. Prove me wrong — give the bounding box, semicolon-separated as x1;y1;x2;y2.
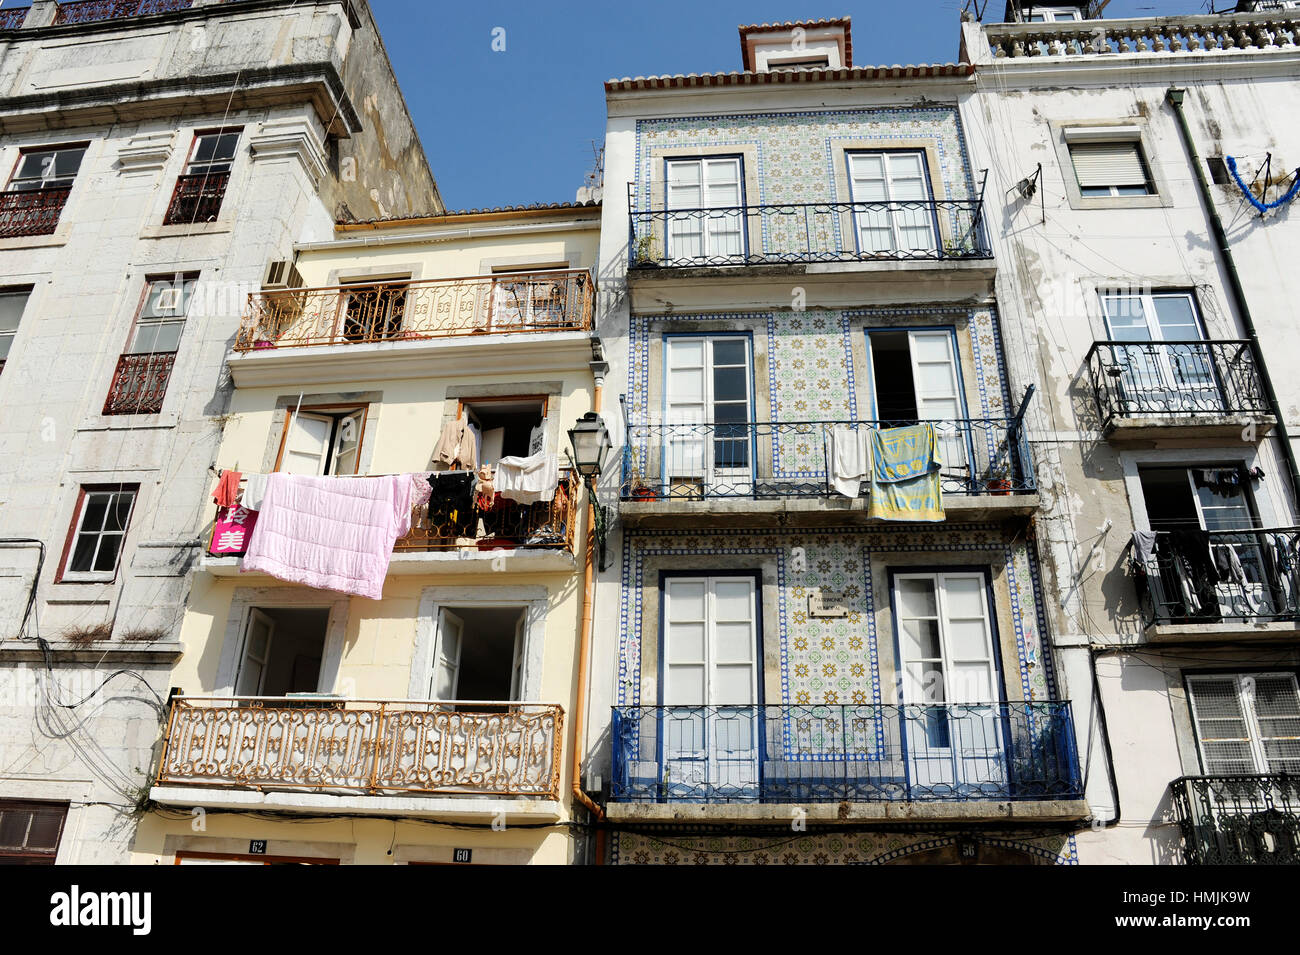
158;697;565;799
0;7;29;29
162;171;230;226
611;702;1082;804
1130;526;1300;626
102;351;175;415
628;190;991;269
54;0;192;25
1086;340;1269;429
0;186;72;238
1170;774;1300;865
621;417;1034;501
208;470;579;558
235;269;594;351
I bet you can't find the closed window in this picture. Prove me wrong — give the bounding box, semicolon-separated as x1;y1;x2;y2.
895;572;999;705
0;800;68;865
164;129;240;226
1069;141;1154;197
0;288;30;372
7;145;85;192
663;336;753;495
277;407;367;476
1026;6;1083;21
847;151;936;254
60;485;138;581
129;275;196;354
1187;673;1300;775
665;157;744;261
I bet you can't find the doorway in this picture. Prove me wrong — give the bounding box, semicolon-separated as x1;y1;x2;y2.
429;605;528;702
234;607;330;697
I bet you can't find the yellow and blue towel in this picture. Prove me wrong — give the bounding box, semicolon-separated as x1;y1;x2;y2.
869;424;945;522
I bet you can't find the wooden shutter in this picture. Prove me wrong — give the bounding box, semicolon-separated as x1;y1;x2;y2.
1070;143;1148;188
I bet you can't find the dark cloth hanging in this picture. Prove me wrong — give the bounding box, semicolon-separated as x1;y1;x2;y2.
1192;468;1242;497
426;472;476;538
1168;528;1220;618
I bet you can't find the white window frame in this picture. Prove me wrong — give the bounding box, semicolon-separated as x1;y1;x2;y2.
128;275;196;355
1187;672;1300;775
1099;290;1220;412
278;407;367;477
1068;140;1154;198
1026;6;1084;22
664;156;746;262
846;150;937;255
662;335;754;495
61;486;137;582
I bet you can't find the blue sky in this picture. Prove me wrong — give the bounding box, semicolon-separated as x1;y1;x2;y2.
373;0;1217;210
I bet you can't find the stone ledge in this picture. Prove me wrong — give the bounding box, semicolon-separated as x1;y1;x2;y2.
149;784;565;822
605;798;1090;824
0;640;184;664
620;493;1040;528
1146;619;1299;643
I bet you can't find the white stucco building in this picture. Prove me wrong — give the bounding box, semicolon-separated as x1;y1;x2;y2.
962;2;1300;864
0;0;440;864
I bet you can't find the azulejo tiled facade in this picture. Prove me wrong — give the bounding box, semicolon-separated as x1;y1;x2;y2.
633;106;977;205
616;525;1057;710
610;830;1079;866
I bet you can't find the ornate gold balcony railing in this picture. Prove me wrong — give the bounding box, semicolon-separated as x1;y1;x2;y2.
234;269;594;351
157;697;565;799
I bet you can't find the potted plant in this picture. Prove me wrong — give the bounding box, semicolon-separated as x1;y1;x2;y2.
985;461;1013;496
632;234;661;267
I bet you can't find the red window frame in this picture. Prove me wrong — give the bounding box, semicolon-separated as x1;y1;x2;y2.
0;799;69;865
56;483;140;583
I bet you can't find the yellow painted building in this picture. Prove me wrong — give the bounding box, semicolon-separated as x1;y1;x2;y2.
132;202;604;865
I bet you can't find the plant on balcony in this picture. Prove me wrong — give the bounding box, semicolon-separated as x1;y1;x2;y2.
984;459;1012;495
632;234;661;267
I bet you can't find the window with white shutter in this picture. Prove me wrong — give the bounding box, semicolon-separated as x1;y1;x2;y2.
1187;672;1300;775
1068;142;1153;197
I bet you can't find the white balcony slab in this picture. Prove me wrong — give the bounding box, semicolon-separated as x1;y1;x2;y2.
150;785;564;822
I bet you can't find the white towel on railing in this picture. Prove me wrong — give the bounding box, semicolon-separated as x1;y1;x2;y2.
830;424;873;499
496;436;559;505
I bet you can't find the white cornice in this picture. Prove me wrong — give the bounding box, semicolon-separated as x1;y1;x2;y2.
248;118;328;186
227;331;597;389
116;130;174;175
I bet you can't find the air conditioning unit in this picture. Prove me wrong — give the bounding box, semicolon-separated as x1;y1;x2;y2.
263;259;304;291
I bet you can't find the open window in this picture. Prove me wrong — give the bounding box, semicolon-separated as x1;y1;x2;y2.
867;329;969;477
341;278;408;342
276;406;368;476
429;606;527;703
234;607;330;697
489;266;571;329
460;396;546;466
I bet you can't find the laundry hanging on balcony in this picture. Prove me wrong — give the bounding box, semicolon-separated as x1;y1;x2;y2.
1226;156;1300;215
830;424;873;499
431;414;480;470
868;424;945;522
242;471;432;599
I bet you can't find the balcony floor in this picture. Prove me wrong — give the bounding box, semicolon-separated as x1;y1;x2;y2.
1105;413;1275;443
605;798;1089;825
201;548;578;577
619;492;1039;528
150;785;564;823
1147;619;1299;643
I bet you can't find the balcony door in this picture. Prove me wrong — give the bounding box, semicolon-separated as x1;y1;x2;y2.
1100;291;1220;414
894;572;1006;796
1187;672;1300;776
429;606;526;703
867;329;970;482
848;151;936;255
663;336;753;496
661;576;759;799
234;607;327;697
665;157;744;263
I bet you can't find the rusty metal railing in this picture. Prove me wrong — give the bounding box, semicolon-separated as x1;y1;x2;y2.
103;351;176;415
0;186;71;238
157;696;565;799
54;0;192;25
234;269;594;351
163;171;230;226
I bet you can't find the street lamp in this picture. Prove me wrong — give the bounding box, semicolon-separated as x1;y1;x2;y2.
567;412;612;480
567;412;613;571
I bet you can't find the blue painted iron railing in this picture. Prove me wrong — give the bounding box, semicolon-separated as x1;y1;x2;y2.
627;191;991;269
620;417;1035;501
610;702;1082;803
1170;774;1300;865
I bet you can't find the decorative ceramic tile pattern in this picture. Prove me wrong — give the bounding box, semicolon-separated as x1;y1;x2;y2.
628;303;1012;481
633;107;977;210
610;830;1079;865
617;524;1059;713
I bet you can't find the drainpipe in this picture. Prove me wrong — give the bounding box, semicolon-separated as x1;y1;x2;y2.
1165;87;1300;511
572;355;609;863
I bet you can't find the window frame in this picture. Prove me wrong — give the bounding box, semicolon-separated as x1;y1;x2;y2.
182;127;242;179
1069;141;1155;198
272;403;370;477
56;484;139;583
1184;670;1300;776
1026;6;1084;22
845;149;940;256
1052;121;1169;210
5;142;89;193
0;285;32;370
0;799;69;864
663;154;748;263
124;272;199;356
